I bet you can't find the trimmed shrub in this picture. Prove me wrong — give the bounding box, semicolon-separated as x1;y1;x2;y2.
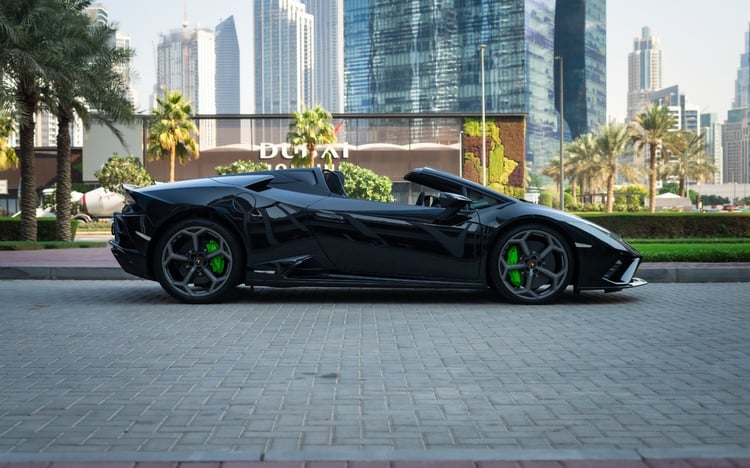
578;212;750;238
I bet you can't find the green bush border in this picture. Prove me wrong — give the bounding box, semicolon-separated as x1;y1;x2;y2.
578;212;750;238
0;217;78;242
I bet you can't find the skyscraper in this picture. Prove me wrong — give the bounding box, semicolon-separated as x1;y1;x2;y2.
254;0;314;141
731;21;750;110
627;27;663;122
253;0;313;113
701;113;723;184
84;3;137;108
723;21;750;185
303;0;344;113
555;0;606;140
215;16;241;146
156;25;217;149
28;2;135;148
343;0;606;173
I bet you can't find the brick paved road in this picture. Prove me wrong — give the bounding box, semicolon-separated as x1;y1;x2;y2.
0;281;748;462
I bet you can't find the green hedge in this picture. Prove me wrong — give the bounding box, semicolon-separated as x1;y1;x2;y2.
0;217;79;241
578;212;750;238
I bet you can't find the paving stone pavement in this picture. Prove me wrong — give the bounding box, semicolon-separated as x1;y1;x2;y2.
0;280;749;467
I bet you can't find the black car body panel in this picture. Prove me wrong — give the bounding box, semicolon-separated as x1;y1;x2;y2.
111;166;645;304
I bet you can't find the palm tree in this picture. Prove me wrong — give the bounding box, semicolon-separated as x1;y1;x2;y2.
0;115;18;171
564;132;600;204
46;5;135;241
286;104;336;168
0;0;79;241
662;130;716;198
147;91;199;183
595;123;637;212
630;104;677;212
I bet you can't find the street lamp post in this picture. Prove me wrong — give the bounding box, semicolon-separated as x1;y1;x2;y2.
479;44;487;186
555;55;564;210
459;130;464;178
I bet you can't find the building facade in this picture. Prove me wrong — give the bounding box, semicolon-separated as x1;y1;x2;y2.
723;109;749;187
342;0;606;177
723;20;750;185
253;0;313;113
303;0;344;113
253;0;314;141
555;0;606;140
627;27;662;122
19;2;130;149
215;16;241;146
701;113;724;184
156;26;217;149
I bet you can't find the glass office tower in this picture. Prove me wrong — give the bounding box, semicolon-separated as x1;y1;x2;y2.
343;0;606;174
215;16;241;145
555;0;606;140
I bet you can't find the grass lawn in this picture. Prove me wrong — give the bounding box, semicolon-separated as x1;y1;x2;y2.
628;238;750;262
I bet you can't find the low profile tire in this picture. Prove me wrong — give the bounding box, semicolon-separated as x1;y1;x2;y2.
153;218;244;304
489;224;573;305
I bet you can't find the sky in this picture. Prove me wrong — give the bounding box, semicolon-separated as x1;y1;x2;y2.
101;0;750;122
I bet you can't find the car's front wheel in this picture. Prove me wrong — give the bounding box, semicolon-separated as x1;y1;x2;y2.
153;218;244;303
489;224;573;304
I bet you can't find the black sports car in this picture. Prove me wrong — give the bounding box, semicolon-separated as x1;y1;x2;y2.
110;166;646;305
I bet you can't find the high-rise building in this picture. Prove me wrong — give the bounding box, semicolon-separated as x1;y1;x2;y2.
85;3;137;108
253;0;314;141
215;16;241;146
555;0;606;140
701;113;723;184
627;27;662;122
723;21;750;185
253;1;313;112
26;2;134;148
303;0;344;113
156;25;217;149
732;21;750;110
343;0;606;174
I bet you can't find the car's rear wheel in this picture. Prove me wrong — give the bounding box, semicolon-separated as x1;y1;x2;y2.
490;224;573;304
153;218;244;303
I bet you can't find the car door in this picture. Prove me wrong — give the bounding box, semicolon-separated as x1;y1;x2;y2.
307;196;483;281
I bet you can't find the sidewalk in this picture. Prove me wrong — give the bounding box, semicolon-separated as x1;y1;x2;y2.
1;241;750;468
1;244;750;283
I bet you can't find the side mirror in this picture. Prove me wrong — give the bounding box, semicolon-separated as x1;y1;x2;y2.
435;192;472;224
438;192;471;209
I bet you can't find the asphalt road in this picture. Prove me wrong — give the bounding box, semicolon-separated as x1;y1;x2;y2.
0;280;749;464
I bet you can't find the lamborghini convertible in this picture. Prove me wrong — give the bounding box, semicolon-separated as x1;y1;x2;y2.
110;166;646;305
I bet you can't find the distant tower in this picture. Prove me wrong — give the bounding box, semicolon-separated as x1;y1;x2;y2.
731;20;750;110
303;0;344;113
215;16;241;145
723;20;750;185
555;0;606;140
254;0;314;141
627;27;663;122
84;3;136;107
156;26;217;149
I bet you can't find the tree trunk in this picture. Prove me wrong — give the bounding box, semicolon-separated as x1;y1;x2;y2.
648;143;658;213
19;94;38;242
606;172;615;213
55;111;73;242
169;146;176;182
308;143;316;168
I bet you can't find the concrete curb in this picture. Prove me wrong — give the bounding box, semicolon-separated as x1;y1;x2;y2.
0;264;749;283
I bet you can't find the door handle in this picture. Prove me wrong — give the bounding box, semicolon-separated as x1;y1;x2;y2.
314;211;346;223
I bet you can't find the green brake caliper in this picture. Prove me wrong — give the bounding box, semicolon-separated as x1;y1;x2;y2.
205;239;226;274
506;245;522;288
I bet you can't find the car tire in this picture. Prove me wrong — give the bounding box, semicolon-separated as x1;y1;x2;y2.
489;224;573;304
153;218;245;304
